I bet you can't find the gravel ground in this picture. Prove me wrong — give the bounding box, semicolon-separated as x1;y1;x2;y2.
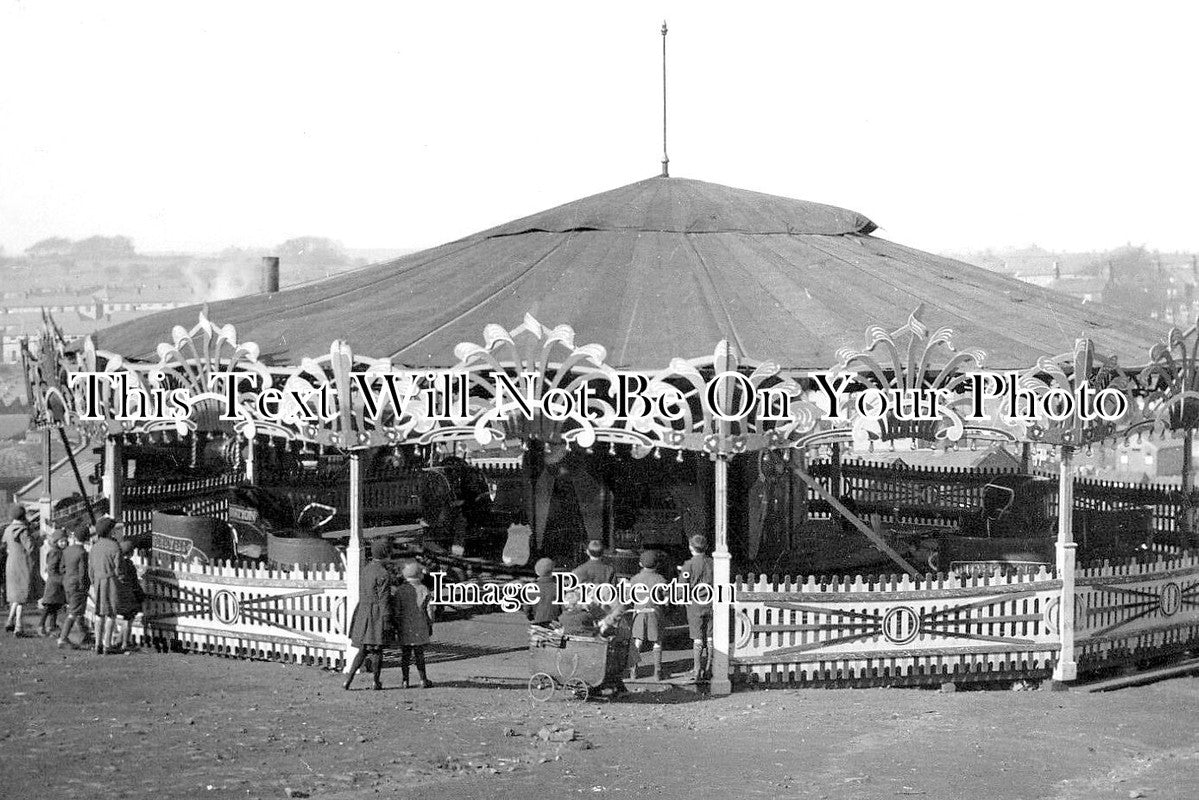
1;610;1197;800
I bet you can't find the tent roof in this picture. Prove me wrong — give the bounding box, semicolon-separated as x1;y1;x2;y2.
97;175;1164;370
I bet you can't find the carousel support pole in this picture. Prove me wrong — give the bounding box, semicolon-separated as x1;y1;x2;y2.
830;442;842;499
38;428;53;534
710;452;733;696
103;436;124;523
343;450;363;673
1053;445;1078;682
244;435;256;485
602;481;615;553
1181;430;1193;546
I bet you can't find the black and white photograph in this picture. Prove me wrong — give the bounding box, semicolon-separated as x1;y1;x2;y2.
2;3;1199;798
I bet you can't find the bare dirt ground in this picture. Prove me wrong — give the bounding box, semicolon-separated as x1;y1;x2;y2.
2;610;1198;800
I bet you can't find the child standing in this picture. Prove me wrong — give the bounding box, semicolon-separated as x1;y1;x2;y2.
3;505;35;636
678;534;714;683
57;526;92;649
87;518;121;655
526;557;560;628
628;550;667;681
38;529;68;637
113;539;145;652
395;562;434;688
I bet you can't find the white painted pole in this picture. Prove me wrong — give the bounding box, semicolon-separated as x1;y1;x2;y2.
343;451;362;673
710;452;732;696
244;435;256;485
1054;445;1077;682
38;429;53;535
103;437;123;522
710;339;734;696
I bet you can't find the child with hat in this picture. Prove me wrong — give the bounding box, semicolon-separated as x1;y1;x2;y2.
395;561;434;688
678;533;714;682
113;539;145;653
628;550;667;681
526;557;560;628
38;528;68;637
57;526;92;649
344;538;394;690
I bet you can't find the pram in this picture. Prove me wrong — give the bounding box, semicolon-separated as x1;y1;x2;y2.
527;625;631;702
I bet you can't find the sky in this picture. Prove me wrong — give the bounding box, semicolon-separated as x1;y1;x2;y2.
1;1;1197;257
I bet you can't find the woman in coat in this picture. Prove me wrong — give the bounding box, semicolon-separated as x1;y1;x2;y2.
343;539;393;690
3;505;36;636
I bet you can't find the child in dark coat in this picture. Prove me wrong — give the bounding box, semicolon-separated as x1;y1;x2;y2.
526;557;560;628
628;550;667;681
38;529;68;637
114;539;145;652
57;527;92;649
395;561;434;688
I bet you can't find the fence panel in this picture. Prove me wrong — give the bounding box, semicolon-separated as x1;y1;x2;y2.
730;569;1061;686
130;555;349;669
1075;547;1199;673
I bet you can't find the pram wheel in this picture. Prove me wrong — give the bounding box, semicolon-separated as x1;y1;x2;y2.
564;677;590;702
528;672;555;702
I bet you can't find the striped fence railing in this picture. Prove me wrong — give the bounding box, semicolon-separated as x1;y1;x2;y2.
130;555;349;669
729;568;1061;686
1074;547;1199;672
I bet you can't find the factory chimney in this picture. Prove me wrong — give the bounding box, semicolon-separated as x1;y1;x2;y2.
261;257;280;294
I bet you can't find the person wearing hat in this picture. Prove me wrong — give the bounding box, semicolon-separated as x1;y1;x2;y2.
526;557;560;628
395;560;434;688
678;534;715;682
37;528;69;637
628;550;667;681
344;538;395;690
572;540;616;587
57;526;93;649
113;539;145;653
87;517;122;654
3;505;36;636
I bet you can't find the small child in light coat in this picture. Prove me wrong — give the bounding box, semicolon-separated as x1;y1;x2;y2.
394;562;434;688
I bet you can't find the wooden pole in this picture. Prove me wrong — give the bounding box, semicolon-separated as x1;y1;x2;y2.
1020;442;1031;474
58;427;94;524
343;451;363;673
38;429;53;534
1053;446;1078;682
793;467;923;577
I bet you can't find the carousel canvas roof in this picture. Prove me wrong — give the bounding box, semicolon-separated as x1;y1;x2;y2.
98;175;1164;370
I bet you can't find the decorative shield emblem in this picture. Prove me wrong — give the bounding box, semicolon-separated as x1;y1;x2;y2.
881;606;921;645
1160;582;1182;617
211;590;241;625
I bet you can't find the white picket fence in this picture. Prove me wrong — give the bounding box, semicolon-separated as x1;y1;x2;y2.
730;568;1063;686
1075;548;1199;671
130;555;350;669
731;546;1199;686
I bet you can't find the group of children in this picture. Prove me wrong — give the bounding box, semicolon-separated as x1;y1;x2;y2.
527;535;715;684
9;509;145;655
343;538;437;691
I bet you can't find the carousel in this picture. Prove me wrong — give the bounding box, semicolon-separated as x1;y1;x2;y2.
21;173;1199;692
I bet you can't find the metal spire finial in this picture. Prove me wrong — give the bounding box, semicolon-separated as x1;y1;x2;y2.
660;20;669;178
